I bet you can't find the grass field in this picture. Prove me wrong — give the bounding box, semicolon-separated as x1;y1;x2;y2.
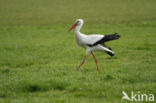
0;0;156;103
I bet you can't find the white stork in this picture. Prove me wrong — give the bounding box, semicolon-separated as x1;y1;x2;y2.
68;19;120;72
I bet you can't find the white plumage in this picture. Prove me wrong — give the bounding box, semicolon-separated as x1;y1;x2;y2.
81;35;104;46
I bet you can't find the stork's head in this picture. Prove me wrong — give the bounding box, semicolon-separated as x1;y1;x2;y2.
68;19;84;31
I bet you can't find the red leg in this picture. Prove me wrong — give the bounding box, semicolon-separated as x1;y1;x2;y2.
76;56;87;71
91;52;100;72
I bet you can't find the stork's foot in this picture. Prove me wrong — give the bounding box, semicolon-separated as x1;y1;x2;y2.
75;56;86;71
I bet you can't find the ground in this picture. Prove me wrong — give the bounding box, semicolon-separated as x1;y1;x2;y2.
0;0;156;103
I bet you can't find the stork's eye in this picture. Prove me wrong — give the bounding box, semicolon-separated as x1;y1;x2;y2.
76;21;80;24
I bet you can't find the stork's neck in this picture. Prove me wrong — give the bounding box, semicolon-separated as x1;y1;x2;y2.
75;23;86;37
75;23;82;33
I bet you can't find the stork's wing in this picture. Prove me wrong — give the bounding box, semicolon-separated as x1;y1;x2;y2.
84;33;120;47
82;34;104;46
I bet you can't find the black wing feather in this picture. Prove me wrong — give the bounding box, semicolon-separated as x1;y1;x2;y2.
87;33;120;47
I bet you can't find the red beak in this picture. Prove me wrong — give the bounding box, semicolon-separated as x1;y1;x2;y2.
68;23;77;32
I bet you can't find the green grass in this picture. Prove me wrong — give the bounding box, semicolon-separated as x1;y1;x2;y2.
0;0;156;103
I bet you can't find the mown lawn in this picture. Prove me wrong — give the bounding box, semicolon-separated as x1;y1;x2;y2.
0;0;156;103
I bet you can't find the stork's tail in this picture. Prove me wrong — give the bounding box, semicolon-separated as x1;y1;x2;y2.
104;47;114;56
104;33;120;42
